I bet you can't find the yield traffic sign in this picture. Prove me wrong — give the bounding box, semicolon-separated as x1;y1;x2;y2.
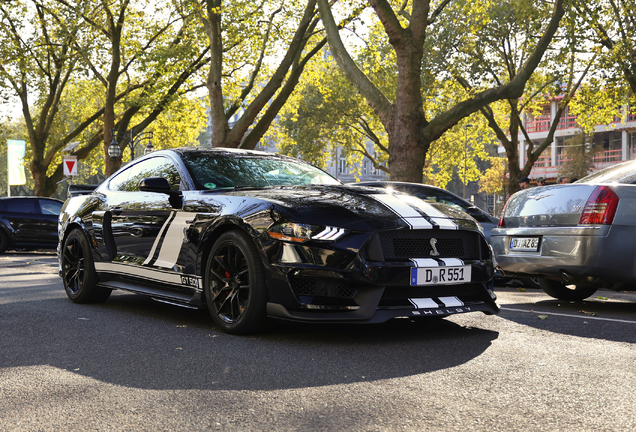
63;156;78;176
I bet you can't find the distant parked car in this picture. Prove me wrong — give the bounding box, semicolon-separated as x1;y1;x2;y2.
0;196;64;253
491;159;636;300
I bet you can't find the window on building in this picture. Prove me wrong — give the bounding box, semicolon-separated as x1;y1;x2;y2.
339;158;347;174
555;137;568;166
629;133;636;160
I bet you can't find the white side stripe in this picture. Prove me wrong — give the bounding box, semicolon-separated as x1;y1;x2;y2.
439;296;464;307
153;212;198;269
143;212;176;266
95;261;201;286
371;193;433;229
410;298;439;309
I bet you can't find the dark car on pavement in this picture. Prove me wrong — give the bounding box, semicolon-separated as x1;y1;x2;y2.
58;148;498;334
492;159;636;300
0;196;63;253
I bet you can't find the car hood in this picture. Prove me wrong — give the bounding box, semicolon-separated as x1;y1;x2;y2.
202;185;478;230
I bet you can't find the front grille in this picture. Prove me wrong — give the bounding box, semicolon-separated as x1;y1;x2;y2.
289;277;357;299
373;230;481;260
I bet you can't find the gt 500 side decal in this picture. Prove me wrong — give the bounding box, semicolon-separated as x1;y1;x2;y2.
94;261;202;289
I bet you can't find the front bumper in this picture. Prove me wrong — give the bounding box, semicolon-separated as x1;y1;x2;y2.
264;258;498;323
491;225;636;284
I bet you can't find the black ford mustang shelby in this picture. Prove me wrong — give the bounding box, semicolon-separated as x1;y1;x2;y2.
58;148;498;333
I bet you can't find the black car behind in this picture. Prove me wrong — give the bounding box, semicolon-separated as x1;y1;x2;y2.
0;196;63;253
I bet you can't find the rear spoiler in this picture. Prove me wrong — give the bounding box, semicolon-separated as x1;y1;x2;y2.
68;184;99;197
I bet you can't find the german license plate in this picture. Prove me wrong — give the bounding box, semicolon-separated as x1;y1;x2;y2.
410;266;471;286
510;237;540;251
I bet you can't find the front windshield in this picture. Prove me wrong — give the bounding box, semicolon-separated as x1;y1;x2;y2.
182;152;341;190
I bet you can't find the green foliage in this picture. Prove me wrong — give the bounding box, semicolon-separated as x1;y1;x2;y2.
270;56;387;173
558;133;600;180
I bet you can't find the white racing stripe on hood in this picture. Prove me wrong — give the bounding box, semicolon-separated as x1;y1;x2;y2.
398;194;458;230
370;193;433;229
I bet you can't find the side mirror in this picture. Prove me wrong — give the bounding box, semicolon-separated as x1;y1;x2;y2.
139;177;171;192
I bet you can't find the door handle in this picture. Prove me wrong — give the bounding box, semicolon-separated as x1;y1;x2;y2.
110;207;123;216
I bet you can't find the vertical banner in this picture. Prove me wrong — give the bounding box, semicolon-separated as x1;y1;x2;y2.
7;139;27;186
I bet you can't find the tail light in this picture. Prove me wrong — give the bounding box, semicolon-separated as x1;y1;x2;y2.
498;196;512;227
578;186;619;225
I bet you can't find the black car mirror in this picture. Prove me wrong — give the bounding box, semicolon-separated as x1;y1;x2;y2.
139;177;171;192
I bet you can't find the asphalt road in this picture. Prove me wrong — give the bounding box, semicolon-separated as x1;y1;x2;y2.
1;252;635;431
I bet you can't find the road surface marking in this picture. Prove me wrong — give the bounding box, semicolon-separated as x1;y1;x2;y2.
501;307;636;324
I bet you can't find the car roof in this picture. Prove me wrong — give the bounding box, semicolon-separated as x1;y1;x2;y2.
0;196;63;202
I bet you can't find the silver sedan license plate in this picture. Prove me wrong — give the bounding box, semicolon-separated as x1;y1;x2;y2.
410;266;471;286
510;237;540;251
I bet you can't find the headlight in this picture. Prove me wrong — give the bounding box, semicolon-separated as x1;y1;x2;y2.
267;223;346;243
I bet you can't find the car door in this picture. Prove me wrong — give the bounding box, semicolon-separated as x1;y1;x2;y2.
5;198;40;246
107;156;185;272
37;199;63;246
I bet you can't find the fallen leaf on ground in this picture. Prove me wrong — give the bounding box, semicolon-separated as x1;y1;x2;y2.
538;315;548;320
597;296;608;300
517;287;526;292
579;310;598;316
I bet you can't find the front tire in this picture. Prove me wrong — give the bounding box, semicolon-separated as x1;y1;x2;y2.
61;228;111;303
204;230;268;334
538;278;598;301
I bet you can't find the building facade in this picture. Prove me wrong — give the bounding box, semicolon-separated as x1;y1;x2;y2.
502;101;636;182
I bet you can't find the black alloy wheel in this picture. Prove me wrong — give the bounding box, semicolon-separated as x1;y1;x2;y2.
204;230;268;334
61;228;111;303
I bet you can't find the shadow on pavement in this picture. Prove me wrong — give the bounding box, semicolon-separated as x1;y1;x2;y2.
498;289;636;344
0;290;498;391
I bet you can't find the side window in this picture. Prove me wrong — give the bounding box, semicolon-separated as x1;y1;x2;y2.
126;157;182;192
416;191;468;212
108;167;132;191
9;199;37;213
39;200;63;215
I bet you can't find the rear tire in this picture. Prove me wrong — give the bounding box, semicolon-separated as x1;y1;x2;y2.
61;228;111;303
538;278;598;301
204;230;268;334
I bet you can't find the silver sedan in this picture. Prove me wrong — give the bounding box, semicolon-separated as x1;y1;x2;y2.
491;160;636;300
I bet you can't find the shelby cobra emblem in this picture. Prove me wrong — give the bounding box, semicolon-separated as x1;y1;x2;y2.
430;238;440;256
